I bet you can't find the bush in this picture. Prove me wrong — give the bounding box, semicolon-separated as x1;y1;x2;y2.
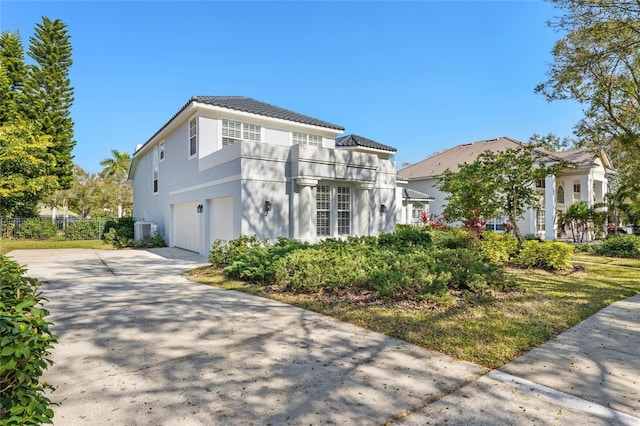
0;255;57;423
378;225;431;249
224;238;308;284
595;235;640;258
64;220;103;240
209;235;264;268
480;232;518;264
273;244;373;292
511;240;574;271
103;216;135;248
430;228;478;250
16;218;57;240
132;232;166;248
367;248;444;298
431;248;508;292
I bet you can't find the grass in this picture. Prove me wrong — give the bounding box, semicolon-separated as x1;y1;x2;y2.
0;239;114;255
186;255;640;369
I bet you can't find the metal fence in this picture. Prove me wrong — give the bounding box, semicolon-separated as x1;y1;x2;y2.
1;216;111;240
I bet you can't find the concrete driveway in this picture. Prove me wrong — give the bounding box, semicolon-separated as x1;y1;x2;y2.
8;248;640;425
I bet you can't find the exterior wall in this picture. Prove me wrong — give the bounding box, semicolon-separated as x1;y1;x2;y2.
132;110;394;255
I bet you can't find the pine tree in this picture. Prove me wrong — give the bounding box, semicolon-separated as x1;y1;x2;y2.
22;17;75;189
0;31;26;124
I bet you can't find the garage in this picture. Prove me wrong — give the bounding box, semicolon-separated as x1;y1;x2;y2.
173;202;202;253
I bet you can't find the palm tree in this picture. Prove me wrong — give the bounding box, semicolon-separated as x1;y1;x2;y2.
99;149;132;218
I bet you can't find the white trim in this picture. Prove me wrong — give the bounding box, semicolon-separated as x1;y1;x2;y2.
168;174;287;196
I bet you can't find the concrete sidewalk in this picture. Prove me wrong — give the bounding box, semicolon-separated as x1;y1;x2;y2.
8;248;640;425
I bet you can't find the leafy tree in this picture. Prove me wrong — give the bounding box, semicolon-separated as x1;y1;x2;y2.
0;31;26;124
528;132;571;152
99;149;132;218
438;144;565;246
536;0;640;188
0;122;58;217
21;17;75;189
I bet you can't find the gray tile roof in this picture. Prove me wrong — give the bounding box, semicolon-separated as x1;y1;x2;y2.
335;134;397;153
192;96;344;130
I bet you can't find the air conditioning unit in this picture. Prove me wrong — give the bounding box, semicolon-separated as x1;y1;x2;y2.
134;221;157;241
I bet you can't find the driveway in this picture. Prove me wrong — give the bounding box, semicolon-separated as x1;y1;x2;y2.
8;248;640;425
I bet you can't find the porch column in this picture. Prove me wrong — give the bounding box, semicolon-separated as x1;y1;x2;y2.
296;178;318;242
545;174;556;240
358;183;375;236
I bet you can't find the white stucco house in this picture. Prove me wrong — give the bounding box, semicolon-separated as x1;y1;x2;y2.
129;96;397;255
398;136;614;240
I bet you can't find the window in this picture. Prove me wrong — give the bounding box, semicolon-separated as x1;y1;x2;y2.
152;147;159;193
316;185;330;236
189;118;197;157
222;119;261;147
159;142;165;161
536;208;546;232
293;132;322;147
412;203;426;223
337;187;351;235
556;185;565;204
573;182;581;200
536;179;546;189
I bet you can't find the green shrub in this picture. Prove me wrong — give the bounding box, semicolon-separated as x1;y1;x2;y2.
368;249;444;298
595;235;640;258
430;228;478;250
431;248;508;292
224;238;308;284
0;255;57;424
64;220;103;240
132;232;166;248
273;244;372;292
103;217;135;248
573;243;597;254
378;225;431;249
17;218;57;240
511;240;574;270
480;232;518;264
209;235;264;268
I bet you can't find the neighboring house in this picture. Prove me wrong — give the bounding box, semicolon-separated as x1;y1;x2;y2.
395;177;435;225
397;136;614;240
129;96;397;255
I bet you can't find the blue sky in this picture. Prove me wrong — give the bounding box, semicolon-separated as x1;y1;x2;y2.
1;1;581;174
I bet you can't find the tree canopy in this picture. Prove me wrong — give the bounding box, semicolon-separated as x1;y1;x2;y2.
438;144;565;244
537;0;640;188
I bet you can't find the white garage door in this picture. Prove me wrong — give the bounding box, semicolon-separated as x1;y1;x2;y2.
173;202;201;253
210;197;234;242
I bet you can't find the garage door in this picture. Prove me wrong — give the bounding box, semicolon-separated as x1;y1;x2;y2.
173;202;201;252
210;197;234;242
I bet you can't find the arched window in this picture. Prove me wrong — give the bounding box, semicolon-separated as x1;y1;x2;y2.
556;185;565;204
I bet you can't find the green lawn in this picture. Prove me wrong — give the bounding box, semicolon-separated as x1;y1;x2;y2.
0;239;114;255
186;256;640;369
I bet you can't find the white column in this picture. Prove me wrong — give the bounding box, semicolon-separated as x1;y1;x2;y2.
358;183;374;236
545;174;556;240
296;178;317;242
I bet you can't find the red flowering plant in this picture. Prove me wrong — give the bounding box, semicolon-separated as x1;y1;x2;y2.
463;209;486;238
428;214;448;231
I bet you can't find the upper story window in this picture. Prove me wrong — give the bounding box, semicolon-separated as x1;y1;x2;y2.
189;118;197;157
536;179;545;189
573;182;581;200
222;119;261;147
293;132;322;147
159;142;165;162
